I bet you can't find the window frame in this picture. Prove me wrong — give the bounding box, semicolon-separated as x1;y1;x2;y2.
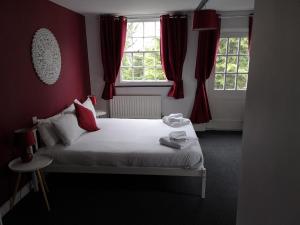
213;31;250;91
116;18;172;87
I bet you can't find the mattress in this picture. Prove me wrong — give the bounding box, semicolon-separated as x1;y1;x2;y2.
37;118;203;169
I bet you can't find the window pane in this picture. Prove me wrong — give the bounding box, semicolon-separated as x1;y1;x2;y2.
121;67;133;80
218;38;227;55
131;38;143;51
125;38;133;51
228;38;239;55
127;23;135;37
238;56;249;73
214;36;249;90
239;37;249;55
144;53;155;66
131;22;143;37
144;68;155;80
156;68;166;80
154;38;160;51
214;73;225;90
144;22;155;37
215;56;226;73
122;53;132;66
225;74;236;90
155;52;162;66
227;56;238;72
144;38;158;51
133;67;143;80
133;53;143;66
156;21;160;37
237;74;248;90
120;20;165;83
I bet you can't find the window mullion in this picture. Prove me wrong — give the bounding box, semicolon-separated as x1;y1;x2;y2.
235;37;241;90
130;53;132;80
142;52;145;79
223;38;229;90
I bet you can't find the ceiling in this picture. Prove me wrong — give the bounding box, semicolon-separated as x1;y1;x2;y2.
49;0;255;15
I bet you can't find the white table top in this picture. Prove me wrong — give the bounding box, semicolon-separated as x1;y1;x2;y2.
8;155;53;172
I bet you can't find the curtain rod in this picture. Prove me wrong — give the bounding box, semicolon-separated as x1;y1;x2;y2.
110;10;253;20
219;15;253;19
126;15;187;20
217;10;254;18
125;15;252;20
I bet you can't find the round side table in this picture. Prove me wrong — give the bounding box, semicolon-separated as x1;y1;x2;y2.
8;154;53;211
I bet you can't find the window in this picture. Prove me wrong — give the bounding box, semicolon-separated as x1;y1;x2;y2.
214;37;249;90
120;20;167;83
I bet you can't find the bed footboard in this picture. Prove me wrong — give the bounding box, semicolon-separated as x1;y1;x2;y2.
43;163;207;198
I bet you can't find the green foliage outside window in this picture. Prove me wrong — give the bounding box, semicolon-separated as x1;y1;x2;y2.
214;37;249;90
121;21;166;82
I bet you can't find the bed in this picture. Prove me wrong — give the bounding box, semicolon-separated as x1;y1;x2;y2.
33;118;206;198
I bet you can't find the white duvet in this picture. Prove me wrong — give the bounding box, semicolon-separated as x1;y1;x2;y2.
38;118;203;169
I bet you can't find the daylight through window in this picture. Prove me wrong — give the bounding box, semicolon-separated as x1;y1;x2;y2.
214;37;249;90
120;20;166;82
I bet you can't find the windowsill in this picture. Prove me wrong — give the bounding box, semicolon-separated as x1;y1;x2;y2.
115;81;173;87
213;89;247;91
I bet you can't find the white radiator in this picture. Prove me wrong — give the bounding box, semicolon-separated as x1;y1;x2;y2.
110;96;161;119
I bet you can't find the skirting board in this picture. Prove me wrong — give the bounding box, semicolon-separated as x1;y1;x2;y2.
193;119;243;131
0;182;31;221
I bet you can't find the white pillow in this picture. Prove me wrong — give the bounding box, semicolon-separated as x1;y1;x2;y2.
74;98;96;118
52;114;85;145
37;113;62;147
63;103;75;114
38;113;61;123
37;122;60;147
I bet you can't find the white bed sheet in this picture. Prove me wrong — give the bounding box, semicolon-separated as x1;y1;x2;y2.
38;118;203;169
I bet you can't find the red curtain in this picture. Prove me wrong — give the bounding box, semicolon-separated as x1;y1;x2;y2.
190;19;220;123
100;16;127;100
248;15;253;52
160;15;187;99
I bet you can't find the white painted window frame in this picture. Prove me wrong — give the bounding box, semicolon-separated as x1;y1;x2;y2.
117;18;172;87
213;30;250;91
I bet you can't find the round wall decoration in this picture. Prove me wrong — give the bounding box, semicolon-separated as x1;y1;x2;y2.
31;28;61;85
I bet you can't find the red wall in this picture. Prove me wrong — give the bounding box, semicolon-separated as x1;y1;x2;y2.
0;0;91;205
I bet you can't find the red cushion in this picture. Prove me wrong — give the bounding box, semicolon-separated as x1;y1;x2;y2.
74;103;99;132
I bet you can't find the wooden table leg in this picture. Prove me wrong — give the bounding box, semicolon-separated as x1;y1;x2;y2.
40;170;49;193
10;173;21;209
36;170;50;211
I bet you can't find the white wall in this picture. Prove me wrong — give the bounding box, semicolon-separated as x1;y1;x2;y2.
237;0;300;225
85;12;250;131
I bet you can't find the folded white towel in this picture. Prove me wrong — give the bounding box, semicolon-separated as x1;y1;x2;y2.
159;137;198;149
169;131;187;140
162;116;190;127
168;113;183;118
168;117;182;123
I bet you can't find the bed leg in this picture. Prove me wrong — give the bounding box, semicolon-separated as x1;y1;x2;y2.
201;169;206;199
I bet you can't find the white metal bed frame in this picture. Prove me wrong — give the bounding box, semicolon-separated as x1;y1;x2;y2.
32;117;207;198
